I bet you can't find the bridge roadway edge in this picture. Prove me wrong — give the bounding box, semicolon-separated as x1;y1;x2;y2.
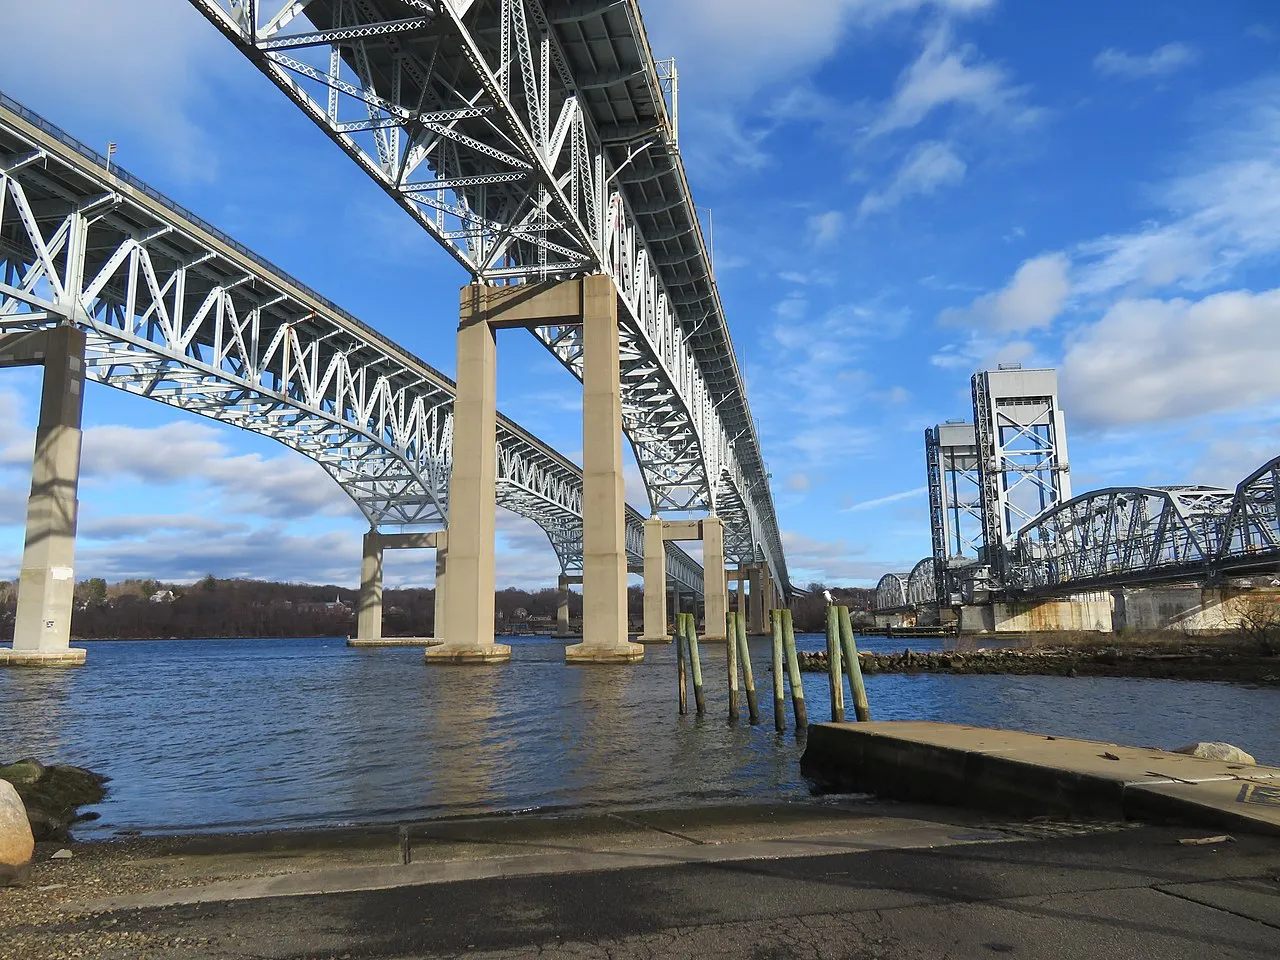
801;720;1280;838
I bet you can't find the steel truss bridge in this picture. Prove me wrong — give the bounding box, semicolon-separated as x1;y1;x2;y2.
875;456;1280;612
0;93;704;596
188;0;790;595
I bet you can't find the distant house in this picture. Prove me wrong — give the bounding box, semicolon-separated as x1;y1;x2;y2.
149;589;176;604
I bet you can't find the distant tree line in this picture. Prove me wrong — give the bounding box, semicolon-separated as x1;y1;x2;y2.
0;577;872;640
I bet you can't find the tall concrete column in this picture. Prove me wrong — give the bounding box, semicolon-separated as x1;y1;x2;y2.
428;287;510;663
702;517;728;641
736;565;748;615
567;275;642;663
641;516;668;643
357;530;383;642
10;326;87;665
748;565;766;635
763;574;777;620
432;539;447;640
556;575;572;637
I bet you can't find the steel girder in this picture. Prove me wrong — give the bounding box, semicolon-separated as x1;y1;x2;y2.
0;93;702;596
1014;486;1234;592
186;0;789;595
873;572;910;613
1220;456;1280;568
906;557;937;607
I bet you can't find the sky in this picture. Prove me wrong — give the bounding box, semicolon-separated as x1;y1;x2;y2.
1;0;1279;591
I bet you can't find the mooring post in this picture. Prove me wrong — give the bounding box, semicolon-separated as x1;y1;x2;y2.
781;609;807;732
683;614;706;716
837;606;871;722
726;611;740;721
736;607;759;725
676;614;688;715
826;605;845;722
770;609;786;732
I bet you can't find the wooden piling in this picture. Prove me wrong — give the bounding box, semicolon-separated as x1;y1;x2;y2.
736;606;759;724
837;605;871;722
770;609;786;732
683;613;706;716
781;609;807;732
826;605;845;722
676;614;688;715
726;612;740;721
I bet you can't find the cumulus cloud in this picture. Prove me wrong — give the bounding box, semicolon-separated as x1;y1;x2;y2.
1062;287;1280;427
642;0;995;97
807;210;846;246
859;140;966;215
869;25;1035;137
781;530;908;585
940;253;1071;332
1093;43;1198;80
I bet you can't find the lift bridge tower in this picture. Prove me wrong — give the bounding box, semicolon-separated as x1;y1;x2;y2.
927;365;1072;604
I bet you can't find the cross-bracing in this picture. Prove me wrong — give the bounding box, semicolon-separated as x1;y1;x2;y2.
0;92;710;663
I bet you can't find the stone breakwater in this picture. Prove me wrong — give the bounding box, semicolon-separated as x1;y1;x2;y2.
797;644;1280;685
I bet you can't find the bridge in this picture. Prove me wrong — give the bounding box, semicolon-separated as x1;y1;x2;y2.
873;365;1280;631
170;0;790;662
0;90;723;664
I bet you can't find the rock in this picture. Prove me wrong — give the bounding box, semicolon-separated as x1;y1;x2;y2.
49;848;72;860
0;760;109;841
1173;742;1256;765
0;779;34;885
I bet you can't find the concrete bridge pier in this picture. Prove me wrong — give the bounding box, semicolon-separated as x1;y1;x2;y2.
353;530;447;647
641;517;668;643
748;565;767;635
2;327;88;666
556;575;581;637
642;517;726;642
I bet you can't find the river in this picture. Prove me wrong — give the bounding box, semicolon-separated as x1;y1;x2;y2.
1;634;1277;836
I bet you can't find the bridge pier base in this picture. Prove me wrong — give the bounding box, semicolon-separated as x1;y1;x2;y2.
641;517;668;643
567;276;642;664
433;543;447;640
3;327;87;667
429;290;509;663
357;530;384;643
556;575;580;637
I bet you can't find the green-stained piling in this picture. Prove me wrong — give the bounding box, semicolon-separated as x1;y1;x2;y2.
781;609;807;733
735;607;759;725
770;610;786;732
837;605;871;722
726;612;740;721
682;613;706;716
826;605;845;723
676;616;688;715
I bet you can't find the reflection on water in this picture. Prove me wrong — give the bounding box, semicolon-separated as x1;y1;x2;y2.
0;634;1277;836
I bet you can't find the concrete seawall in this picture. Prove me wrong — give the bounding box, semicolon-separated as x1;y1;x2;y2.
801;721;1280;837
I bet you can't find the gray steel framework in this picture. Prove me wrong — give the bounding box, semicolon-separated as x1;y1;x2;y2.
972;367;1071;558
925;420;981;601
0;92;702;595
874;572;911;613
188;0;790;594
906;557;937;607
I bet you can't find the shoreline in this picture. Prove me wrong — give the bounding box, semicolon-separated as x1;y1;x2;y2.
800;635;1280;685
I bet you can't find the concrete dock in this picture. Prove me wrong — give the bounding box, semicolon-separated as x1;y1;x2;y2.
345;637;444;648
801;721;1280;837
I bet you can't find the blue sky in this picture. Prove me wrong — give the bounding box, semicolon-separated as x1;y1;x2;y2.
1;0;1278;590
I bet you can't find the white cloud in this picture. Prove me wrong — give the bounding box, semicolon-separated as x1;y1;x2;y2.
1062;287;1280;428
1073;78;1280;298
643;0;995;97
1093;43;1198;80
781;530;908;585
807;210;846;246
785;473;812;493
0;0;236;180
940;253;1071;332
859;140;966;215
843;486;928;512
869;25;1035;137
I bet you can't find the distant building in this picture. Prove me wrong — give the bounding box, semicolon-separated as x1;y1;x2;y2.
149;589;176;604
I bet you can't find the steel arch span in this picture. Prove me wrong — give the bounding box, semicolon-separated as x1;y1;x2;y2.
187;0;790;595
874;573;911;613
906;558;937;607
0;93;703;595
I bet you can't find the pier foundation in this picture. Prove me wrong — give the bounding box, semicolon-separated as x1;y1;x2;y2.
351;530;446;648
3;327;87;667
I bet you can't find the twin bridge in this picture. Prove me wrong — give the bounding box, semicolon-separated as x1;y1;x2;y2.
0;0;791;665
874;366;1280;630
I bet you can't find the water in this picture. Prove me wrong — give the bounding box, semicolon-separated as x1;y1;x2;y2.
1;634;1277;837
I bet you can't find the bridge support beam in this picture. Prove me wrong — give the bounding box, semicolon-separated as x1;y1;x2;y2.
5;327;87;666
429;286;509;663
556;575;581;637
702;518;727;643
352;530;446;647
433;543;447;640
358;530;384;642
567;276;643;663
641;517;668;643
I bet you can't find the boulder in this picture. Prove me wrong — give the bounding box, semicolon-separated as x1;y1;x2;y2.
1;760;109;841
0;779;34;885
1173;742;1256;765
